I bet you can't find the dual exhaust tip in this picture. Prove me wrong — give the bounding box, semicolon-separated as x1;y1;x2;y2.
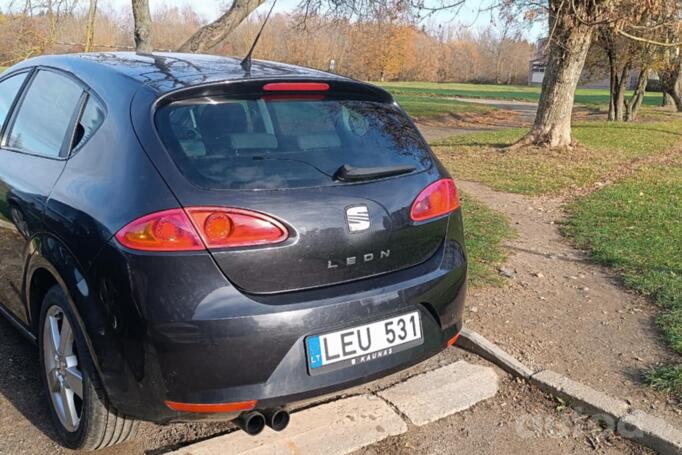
235;408;290;435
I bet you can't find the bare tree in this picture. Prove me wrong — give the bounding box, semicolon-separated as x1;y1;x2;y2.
659;51;682;111
509;0;682;149
83;0;97;52
132;0;152;52
0;0;77;65
509;0;595;149
131;0;465;55
598;27;632;121
625;67;649;121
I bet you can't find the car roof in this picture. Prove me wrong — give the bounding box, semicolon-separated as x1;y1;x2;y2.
11;52;349;95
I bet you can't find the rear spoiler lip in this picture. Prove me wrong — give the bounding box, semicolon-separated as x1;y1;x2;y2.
153;77;395;108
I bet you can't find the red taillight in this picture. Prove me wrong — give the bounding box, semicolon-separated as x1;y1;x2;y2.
165;400;257;414
410;179;460;222
115;208;288;251
115;209;204;252
186;207;288;248
262;82;330;92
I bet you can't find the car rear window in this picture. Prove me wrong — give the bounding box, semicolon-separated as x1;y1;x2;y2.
155;95;431;190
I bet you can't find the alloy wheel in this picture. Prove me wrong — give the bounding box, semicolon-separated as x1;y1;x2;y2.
43;306;84;432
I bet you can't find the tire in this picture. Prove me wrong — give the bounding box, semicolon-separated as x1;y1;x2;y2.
38;285;138;450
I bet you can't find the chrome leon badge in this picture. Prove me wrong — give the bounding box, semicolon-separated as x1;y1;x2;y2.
346;205;370;232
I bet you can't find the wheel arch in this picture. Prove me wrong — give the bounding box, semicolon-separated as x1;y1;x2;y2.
25;234;104;376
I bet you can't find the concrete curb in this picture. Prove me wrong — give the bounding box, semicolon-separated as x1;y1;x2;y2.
457;328;534;378
619;410;682;455
378;360;498;426
530;370;630;421
458;329;682;455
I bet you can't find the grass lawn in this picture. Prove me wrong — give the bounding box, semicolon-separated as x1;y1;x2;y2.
378;81;663;107
564;159;682;398
394;93;494;120
461;192;512;288
432;120;682;195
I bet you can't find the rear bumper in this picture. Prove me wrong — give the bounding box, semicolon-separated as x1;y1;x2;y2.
153;273;465;423
87;227;467;424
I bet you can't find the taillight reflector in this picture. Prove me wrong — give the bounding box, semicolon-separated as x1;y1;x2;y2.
447;332;461;347
165;400;257;414
262;82;330;92
410;179;460;222
186;207;288;248
114;209;204;252
115;208;288;252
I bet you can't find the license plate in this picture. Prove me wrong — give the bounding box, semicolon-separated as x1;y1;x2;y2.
306;311;423;373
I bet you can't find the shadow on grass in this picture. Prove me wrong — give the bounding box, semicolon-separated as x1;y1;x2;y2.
434;139;517;148
575;123;682;138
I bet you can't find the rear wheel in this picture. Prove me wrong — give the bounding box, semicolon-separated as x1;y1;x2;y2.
38;285;138;450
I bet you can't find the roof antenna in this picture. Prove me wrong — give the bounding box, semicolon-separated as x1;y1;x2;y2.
241;0;278;74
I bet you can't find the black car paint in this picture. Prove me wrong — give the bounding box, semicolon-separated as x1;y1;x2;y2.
0;53;467;423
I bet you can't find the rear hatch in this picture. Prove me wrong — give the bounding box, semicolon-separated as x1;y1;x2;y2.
154;80;449;294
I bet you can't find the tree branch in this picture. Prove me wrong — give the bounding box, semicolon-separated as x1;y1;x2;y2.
177;0;268;53
617;29;682;48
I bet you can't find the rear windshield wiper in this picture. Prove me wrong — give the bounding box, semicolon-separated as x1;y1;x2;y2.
334;164;416;182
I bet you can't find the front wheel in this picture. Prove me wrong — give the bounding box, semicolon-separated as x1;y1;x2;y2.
38;285;138;450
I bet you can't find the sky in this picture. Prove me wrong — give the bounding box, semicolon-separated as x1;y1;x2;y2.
101;0;546;41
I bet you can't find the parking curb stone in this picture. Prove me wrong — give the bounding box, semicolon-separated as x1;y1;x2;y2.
531;370;630;421
457;328;534;378
167;395;406;455
378;360;498;426
619;410;682;455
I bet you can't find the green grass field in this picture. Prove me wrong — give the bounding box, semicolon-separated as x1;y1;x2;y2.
564;159;682;398
432;121;682;195
393;93;493;119
378;81;663;107
461;192;512;288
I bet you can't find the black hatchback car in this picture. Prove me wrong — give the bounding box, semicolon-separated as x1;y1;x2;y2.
0;53;467;450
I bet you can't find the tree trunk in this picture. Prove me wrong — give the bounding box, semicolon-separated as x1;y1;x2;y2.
177;0;266;53
660;52;682;112
625;68;648;122
512;2;594;149
607;50;617;121
613;62;630;121
83;0;97;52
662;92;673;107
132;0;153;53
667;90;682;112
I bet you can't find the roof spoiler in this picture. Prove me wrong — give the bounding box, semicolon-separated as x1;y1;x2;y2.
155;78;395;107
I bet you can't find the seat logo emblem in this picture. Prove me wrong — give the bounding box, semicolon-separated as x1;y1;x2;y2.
346;205;370;232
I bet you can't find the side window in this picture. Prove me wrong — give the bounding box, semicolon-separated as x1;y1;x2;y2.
7;70;83;158
71;96;105;151
0;72;28;132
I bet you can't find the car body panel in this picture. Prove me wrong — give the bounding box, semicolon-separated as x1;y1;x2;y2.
0;151;67;323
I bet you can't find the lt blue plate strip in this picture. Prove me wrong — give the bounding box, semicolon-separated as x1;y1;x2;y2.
307;336;323;369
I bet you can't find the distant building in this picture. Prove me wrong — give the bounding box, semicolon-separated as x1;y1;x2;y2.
527;38;657;90
528;38;548;86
